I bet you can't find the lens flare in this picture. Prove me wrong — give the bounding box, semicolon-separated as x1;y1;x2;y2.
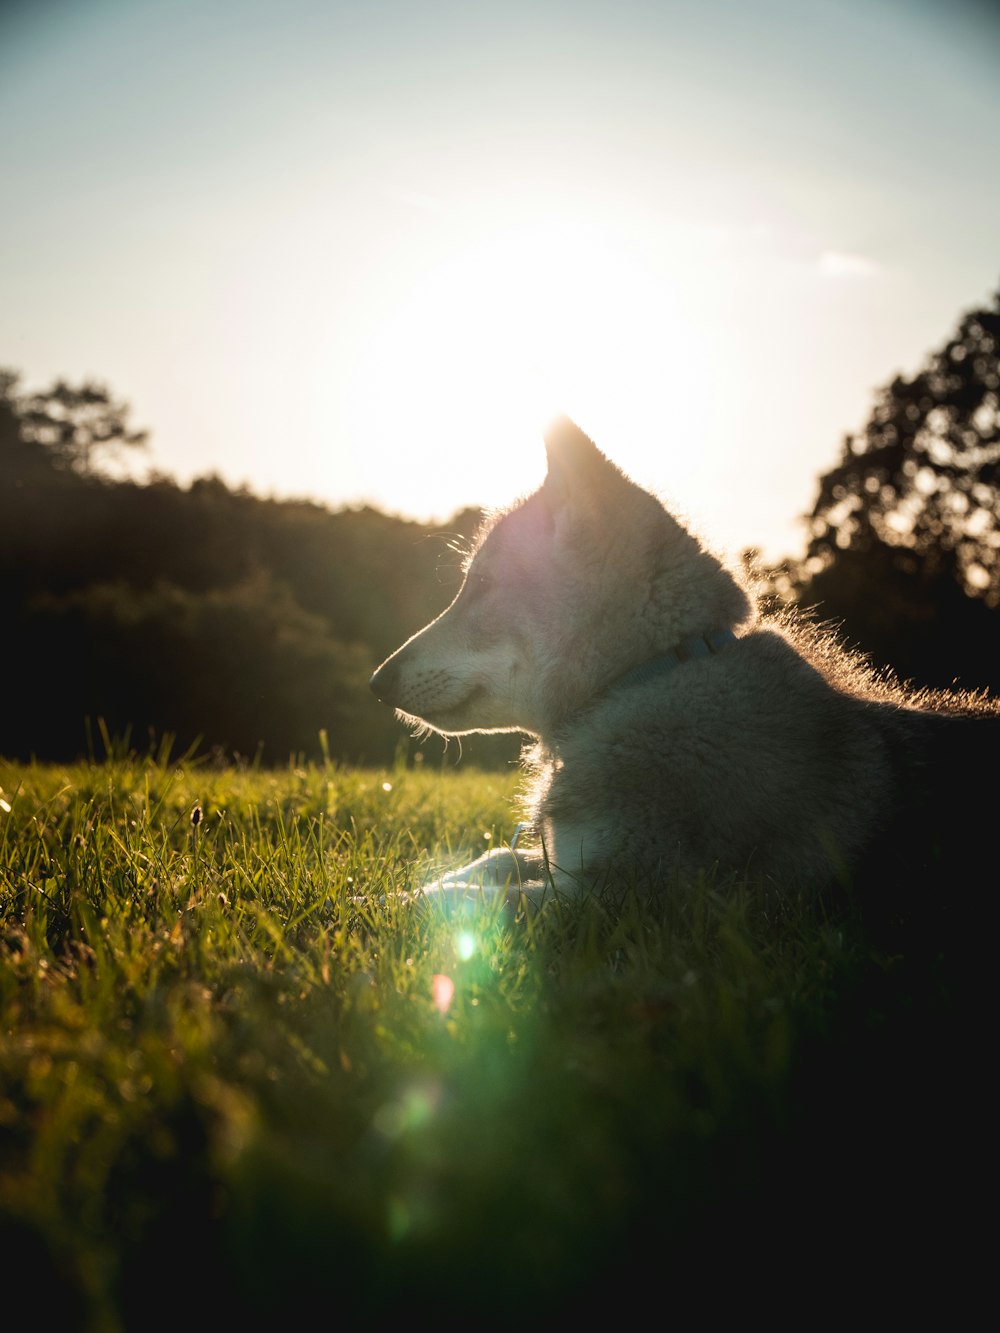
455;931;476;962
432;973;455;1014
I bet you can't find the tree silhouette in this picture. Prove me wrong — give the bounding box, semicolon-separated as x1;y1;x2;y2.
805;288;1000;606
1;368;148;478
775;286;1000;694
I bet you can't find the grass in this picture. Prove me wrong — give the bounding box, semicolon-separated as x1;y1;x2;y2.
0;754;981;1328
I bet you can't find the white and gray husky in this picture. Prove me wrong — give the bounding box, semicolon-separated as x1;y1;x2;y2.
370;416;997;917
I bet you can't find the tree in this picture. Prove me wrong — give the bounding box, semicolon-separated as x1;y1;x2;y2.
0;367;148;478
779;286;1000;694
805;288;1000;606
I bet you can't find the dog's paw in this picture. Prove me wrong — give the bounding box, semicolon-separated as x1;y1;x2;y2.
416;848;525;910
417;872;507;914
350;846;556;920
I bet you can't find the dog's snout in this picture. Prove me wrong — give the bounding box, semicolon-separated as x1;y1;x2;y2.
369;659;401;706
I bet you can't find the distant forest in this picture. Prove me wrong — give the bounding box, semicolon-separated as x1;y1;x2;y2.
2;286;997;766
0;371;503;767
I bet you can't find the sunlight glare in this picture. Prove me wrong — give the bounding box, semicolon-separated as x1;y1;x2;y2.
346;218;710;520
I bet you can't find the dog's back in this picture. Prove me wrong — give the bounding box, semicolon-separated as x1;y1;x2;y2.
844;688;999;943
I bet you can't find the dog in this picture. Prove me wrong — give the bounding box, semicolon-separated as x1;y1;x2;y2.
370;415;998;925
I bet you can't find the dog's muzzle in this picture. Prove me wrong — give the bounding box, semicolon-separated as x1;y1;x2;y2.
369;659;402;706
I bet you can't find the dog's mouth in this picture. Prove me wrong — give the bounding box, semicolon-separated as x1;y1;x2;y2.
398;685;487;735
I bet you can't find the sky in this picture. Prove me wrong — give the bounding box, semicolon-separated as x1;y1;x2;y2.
1;0;998;562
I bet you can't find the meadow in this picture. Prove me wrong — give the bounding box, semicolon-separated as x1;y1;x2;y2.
0;751;976;1328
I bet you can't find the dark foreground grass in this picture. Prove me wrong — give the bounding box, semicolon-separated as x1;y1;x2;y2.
0;757;984;1329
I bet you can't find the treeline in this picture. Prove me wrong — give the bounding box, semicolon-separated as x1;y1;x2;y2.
0;373;517;766
2;283;997;765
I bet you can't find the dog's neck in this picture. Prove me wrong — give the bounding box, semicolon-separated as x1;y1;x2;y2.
545;628;738;736
608;628;737;695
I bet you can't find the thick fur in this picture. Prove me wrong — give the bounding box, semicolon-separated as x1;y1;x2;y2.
370;417;998;921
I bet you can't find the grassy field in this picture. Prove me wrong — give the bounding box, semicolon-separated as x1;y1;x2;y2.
0;754;980;1328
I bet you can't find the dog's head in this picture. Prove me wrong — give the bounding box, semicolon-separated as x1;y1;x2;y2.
369;416;751;737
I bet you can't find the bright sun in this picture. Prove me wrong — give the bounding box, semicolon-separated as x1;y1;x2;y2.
345;219;711;521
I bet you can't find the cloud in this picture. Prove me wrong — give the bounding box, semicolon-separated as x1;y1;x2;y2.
818;250;882;278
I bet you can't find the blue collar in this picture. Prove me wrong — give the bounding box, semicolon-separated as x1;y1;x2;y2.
610;627;737;693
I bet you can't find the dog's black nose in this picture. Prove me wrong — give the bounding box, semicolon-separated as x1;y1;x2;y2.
369;660;400;705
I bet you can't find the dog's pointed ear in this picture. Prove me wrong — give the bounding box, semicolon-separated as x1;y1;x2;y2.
542;414;618;506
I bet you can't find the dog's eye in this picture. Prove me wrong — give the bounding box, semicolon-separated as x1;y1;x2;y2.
465;571;490;600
